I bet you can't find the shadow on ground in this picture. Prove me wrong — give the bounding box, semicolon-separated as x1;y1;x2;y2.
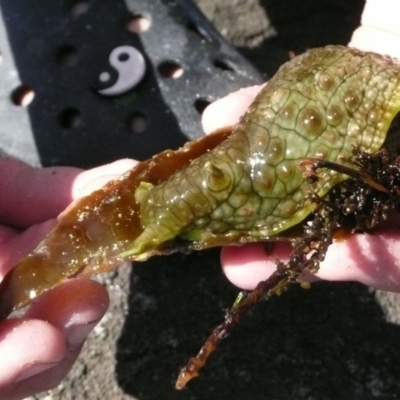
117;250;400;400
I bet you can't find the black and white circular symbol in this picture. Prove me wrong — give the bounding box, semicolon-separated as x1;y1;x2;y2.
98;45;146;96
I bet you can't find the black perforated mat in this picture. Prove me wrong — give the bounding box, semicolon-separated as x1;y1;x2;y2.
0;0;264;168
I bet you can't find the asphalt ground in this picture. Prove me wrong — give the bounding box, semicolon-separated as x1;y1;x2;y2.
30;1;400;399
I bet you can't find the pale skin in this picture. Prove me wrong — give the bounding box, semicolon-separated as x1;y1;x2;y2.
1;0;399;397
0;159;139;399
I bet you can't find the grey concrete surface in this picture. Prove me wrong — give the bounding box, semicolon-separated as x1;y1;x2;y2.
30;1;400;399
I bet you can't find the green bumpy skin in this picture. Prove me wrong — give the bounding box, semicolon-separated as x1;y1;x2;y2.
130;45;400;256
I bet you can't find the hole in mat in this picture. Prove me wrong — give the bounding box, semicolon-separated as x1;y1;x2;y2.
126;13;151;33
68;0;90;17
186;21;208;40
194;98;212;114
55;45;78;67
127;112;148;133
158;61;184;79
213;58;236;72
59;108;81;129
11;85;35;107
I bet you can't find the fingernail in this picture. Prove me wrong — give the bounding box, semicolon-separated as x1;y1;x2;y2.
15;361;59;382
66;321;98;347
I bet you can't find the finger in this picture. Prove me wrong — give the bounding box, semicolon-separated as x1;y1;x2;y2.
350;26;400;60
72;159;138;200
0;158;139;229
201;85;264;134
221;229;400;292
359;0;400;37
0;158;81;228
349;0;400;59
221;242;291;290
0;220;57;278
1;279;109;399
25;278;109;345
4;345;82;400
315;229;400;291
0;318;66;394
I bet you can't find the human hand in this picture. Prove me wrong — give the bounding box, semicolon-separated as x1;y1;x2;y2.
201;70;400;293
0;158;136;399
349;0;400;59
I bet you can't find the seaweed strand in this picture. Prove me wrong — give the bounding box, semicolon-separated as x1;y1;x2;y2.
176;197;336;389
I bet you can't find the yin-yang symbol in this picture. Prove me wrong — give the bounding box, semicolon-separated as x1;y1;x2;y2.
98;45;145;96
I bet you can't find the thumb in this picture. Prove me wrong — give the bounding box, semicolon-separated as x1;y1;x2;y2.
0;279;108;399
